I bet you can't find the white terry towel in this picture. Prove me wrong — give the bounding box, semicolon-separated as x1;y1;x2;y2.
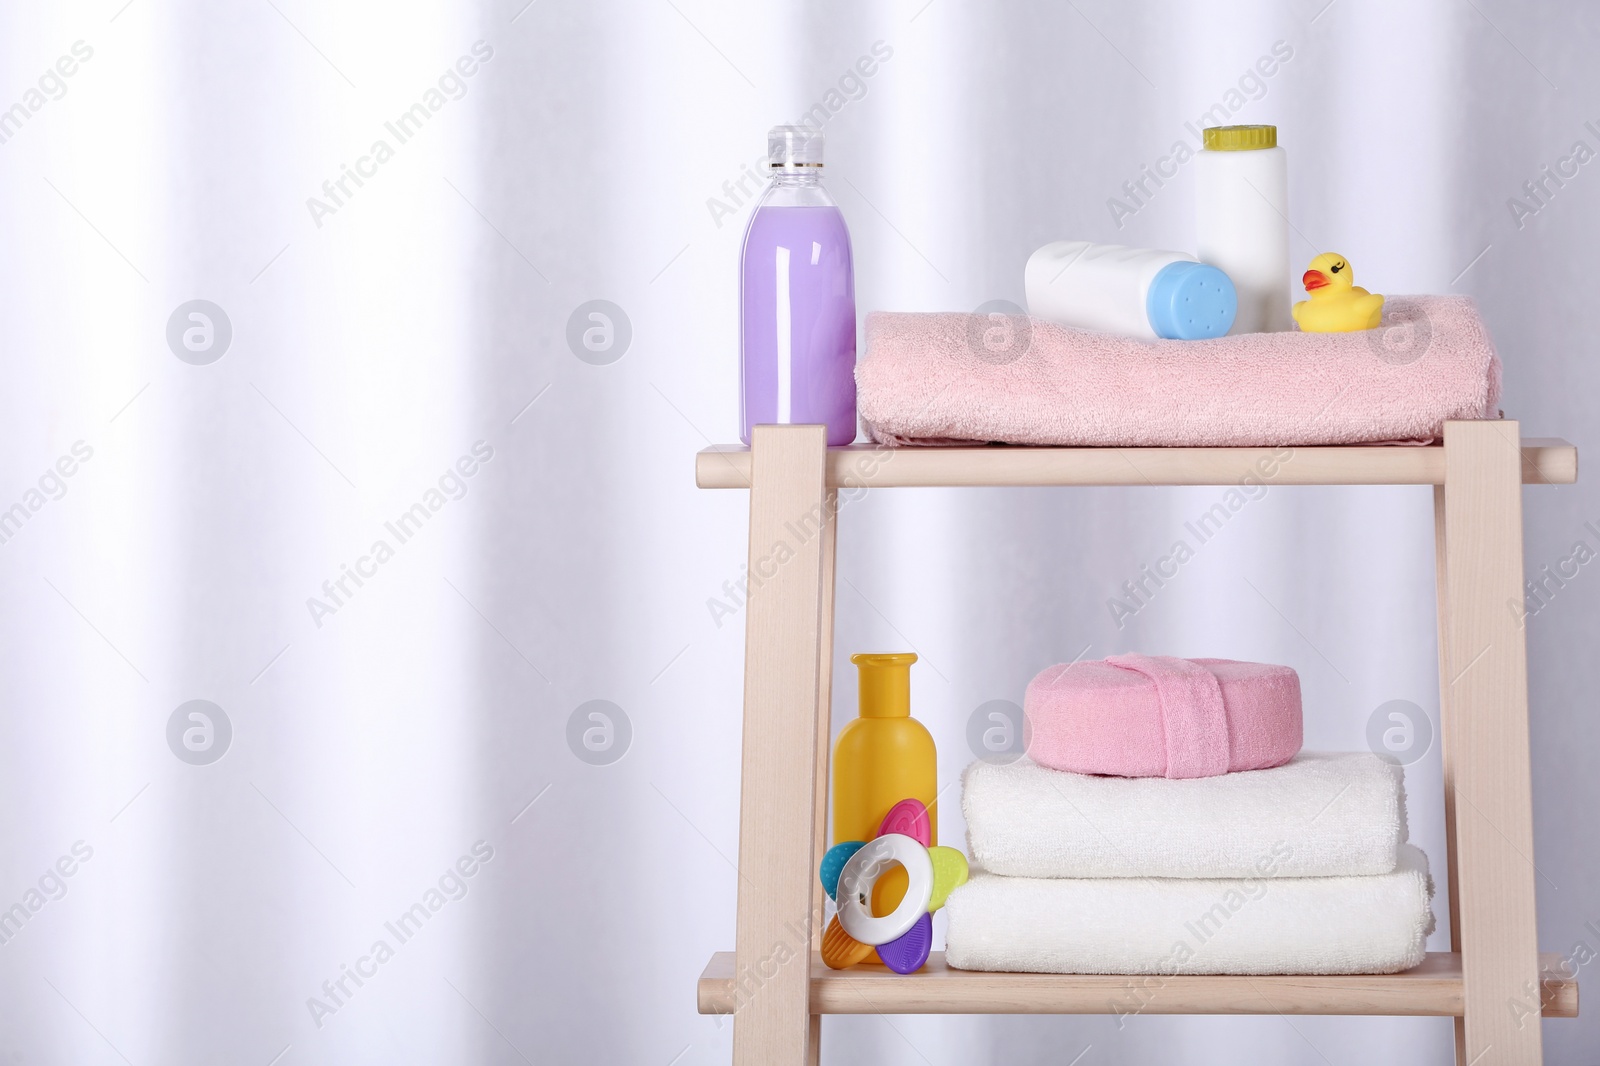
963;751;1405;879
945;844;1435;975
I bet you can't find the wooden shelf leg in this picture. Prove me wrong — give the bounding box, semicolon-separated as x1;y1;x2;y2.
1440;420;1544;1065
1433;483;1468;1066
809;489;838;1066
731;426;831;1066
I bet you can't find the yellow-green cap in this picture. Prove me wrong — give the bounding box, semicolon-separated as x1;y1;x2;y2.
852;652;916;717
1203;124;1277;151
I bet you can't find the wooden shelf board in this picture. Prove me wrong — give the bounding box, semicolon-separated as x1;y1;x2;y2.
696;951;1578;1018
695;438;1577;490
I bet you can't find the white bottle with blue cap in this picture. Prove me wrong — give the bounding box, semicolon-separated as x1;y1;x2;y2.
1024;241;1237;341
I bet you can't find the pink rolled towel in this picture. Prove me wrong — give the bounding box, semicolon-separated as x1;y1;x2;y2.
856;295;1501;447
1025;656;1302;779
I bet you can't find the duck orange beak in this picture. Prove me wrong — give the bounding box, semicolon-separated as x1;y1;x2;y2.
1302;270;1330;291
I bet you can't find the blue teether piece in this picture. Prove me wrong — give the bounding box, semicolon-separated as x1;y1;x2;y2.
819;841;866;901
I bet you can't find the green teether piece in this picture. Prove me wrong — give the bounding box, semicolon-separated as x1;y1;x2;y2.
927;846;969;911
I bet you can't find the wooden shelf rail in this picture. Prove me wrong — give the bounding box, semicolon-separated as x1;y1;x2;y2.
696;438;1577;489
697;951;1579;1018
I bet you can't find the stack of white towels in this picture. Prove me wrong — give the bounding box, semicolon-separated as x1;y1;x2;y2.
944;752;1436;975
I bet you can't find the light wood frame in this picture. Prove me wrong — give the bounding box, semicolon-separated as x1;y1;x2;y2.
703;422;1577;1065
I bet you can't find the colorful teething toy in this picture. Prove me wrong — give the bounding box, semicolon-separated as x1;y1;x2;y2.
818;798;968;974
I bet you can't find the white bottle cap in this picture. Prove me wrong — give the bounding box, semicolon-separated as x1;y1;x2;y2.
768;125;824;171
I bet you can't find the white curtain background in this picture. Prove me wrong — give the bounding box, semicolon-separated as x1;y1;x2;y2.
0;1;1595;1063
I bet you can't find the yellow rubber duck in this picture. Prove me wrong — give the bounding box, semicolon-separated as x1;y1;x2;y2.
1292;252;1384;332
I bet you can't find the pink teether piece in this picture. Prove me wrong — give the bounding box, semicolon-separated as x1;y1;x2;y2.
876;798;931;847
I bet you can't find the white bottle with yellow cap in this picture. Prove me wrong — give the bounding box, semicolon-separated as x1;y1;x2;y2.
1196;124;1290;334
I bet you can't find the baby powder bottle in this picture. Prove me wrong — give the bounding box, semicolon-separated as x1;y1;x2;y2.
1024;241;1237;340
1196;124;1290;333
740;126;858;446
833;653;937;935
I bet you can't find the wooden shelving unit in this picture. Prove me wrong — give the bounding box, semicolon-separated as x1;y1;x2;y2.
695;422;1580;1065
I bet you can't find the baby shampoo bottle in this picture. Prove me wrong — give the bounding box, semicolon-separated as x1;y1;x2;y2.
833;653;937;930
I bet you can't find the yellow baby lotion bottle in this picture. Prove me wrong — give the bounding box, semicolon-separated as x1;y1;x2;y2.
833;654;938;929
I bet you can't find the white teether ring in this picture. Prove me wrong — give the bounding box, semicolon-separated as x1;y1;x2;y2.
835;833;934;946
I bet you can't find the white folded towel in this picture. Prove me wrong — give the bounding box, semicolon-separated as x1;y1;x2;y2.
963;751;1404;879
945;844;1435;975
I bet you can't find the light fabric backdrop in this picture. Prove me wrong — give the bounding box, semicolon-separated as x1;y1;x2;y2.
0;1;1595;1063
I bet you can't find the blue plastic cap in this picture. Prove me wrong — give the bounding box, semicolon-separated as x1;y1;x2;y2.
1146;261;1237;340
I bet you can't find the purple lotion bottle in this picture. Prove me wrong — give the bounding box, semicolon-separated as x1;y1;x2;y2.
740;126;857;446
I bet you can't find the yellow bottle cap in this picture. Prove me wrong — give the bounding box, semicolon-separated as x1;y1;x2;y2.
1203;124;1277;151
851;652;917;718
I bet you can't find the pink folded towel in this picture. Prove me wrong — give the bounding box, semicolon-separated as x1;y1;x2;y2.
856;295;1501;447
1025;656;1302;779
